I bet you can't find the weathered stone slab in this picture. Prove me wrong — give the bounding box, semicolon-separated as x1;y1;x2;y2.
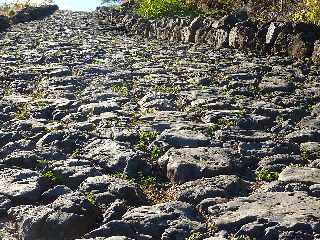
175;175;249;204
278;167;320;185
208;192;320;238
158;147;241;184
0;168;44;204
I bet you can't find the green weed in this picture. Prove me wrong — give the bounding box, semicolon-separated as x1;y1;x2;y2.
152;84;180;94
112;84;129;97
150;145;161;160
136;130;158;150
186;232;204;240
41;170;62;184
135;0;199;18
70;148;81;158
255;169;279;182
15;103;29;120
237;235;257;240
85;191;96;205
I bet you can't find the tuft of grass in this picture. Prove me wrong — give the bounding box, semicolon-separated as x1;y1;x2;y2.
150;145;161;160
41;170;62;184
255;168;279;182
152;84;180;94
136;130;158;151
136;171;173;204
291;0;320;25
112;84;129;97
207;124;220;136
236;235;257;240
185;232;204;240
70;148;81;159
15;103;29;120
85;191;96;205
135;0;200;18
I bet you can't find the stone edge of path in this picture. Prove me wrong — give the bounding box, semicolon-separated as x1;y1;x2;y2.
95;6;320;64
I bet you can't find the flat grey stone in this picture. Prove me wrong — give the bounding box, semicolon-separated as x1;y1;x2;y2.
122;201;203;239
208;192;320;237
158;147;240;184
79;175;146;206
8;191;101;240
0;168;44;204
82;139;140;176
278;167;320;185
79;101;120;115
157;129;210;148
175;175;249;204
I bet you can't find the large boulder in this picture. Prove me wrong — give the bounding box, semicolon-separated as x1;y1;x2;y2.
288;32;317;60
312;40;320;64
11;5;59;24
278;167;320;185
84;201;204;239
0;15;9;31
8;192;102;240
121;201;204;239
207;192;320;239
175;175;249;204
82;139;141;177
156;129;210;148
210;10;248;49
79;175;147;207
0;168;45;205
158;147;242;184
229;20;257;49
182;16;204;43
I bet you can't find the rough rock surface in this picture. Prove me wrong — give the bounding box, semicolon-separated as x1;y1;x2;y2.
0;8;320;240
207;192;320;239
96;8;320;61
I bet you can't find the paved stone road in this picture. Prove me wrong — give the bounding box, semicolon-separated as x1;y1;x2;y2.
0;10;320;240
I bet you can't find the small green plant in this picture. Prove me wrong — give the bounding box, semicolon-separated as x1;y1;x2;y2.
141;108;156;115
291;0;320;25
237;235;256;240
207;124;220;136
135;0;199;18
3;87;12;96
216;118;236;128
137;172;157;188
136;171;173;204
150;145;161;160
152;84;180;94
15;103;29;120
111;172;130;180
129;112;140;127
112;84;129;97
45;126;57;133
186;232;204;240
231;109;246;118
136;130;158;150
75;87;82;99
41;170;62;183
70;148;81;158
255;169;279;182
85;191;96;205
275;115;285;125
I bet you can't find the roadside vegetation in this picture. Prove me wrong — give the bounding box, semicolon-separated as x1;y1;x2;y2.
0;0;53;17
2;0;319;25
103;0;320;25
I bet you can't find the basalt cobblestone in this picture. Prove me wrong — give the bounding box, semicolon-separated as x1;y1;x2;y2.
0;10;320;240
